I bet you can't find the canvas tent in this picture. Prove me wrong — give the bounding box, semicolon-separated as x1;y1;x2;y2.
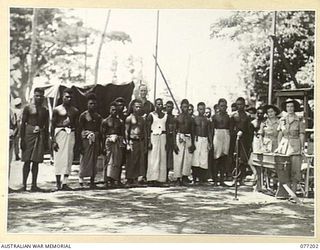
30;82;135;119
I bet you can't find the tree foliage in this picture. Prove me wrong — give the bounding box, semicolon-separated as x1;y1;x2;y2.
210;11;315;103
10;8;97;102
10;8;133;103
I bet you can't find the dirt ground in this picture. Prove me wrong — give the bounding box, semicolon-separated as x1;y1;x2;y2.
7;157;314;235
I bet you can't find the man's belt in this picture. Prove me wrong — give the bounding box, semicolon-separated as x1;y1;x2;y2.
129;137;144;141
151;130;166;135
283;136;299;140
177;133;191;137
195;135;207;141
56;127;76;132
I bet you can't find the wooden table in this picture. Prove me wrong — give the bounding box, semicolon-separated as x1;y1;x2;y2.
252;153;302;203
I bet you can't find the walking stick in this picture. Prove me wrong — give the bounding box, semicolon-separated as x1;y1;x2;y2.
232;131;242;200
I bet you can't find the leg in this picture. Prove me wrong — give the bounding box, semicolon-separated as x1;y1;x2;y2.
56;175;61;190
219;156;227;186
22;161;31;190
191;166;198;183
290;155;302;193
14;136;20;160
212;158;218;185
79;177;84;187
199;168;208;183
90;176;96;188
61;175;72;190
31;162;39;188
182;175;190;185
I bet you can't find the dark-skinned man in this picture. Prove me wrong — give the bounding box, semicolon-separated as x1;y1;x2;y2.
212;98;231;186
230;97;253;185
20;88;49;192
125;99;147;186
146;98;168;185
51;88;79;191
173;99;195;186
101;102;124;188
191;102;212;184
114;97;128;182
78;93;102;189
165;101;175;181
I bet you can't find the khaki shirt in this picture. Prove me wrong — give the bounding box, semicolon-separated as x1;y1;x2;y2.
277;114;305;155
261;118;279;152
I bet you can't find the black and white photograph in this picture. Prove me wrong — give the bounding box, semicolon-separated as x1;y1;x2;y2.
7;7;315;237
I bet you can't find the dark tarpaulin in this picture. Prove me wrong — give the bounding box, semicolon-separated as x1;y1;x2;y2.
56;82;135;118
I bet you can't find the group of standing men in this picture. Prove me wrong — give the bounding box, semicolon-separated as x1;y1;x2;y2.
11;83;304;194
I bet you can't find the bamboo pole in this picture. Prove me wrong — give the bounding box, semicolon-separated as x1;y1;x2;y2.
268;11;276;105
153;55;180;113
154;10;160;102
184;54;191;98
94;10;111;85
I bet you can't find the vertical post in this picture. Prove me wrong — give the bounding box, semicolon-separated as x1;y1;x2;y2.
184;54;191;98
84;35;87;84
268;11;277;104
94;10;111;85
27;8;39;98
154;10;160;102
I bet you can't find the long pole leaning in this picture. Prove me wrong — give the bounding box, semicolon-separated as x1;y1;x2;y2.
268;11;277;105
154;10;160;102
153;55;180;114
94;10;111;85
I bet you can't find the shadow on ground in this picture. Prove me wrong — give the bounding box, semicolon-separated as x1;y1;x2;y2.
7;184;314;235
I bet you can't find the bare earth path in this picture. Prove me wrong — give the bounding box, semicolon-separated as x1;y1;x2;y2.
7;159;314;235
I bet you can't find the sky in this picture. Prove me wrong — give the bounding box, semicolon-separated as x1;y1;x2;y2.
68;9;246;109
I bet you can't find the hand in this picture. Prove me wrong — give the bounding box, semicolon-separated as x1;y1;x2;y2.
52;142;59;152
102;148;107;155
207;143;212;151
20;140;26;151
148;141;153;150
126;144;132;151
188;145;196;153
174;144;179;154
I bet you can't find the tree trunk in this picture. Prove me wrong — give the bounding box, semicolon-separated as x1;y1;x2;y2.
94;10;111;85
27;8;39;100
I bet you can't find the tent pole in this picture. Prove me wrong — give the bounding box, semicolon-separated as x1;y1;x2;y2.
154;10;160;102
153;55;180;113
94;10;111;85
268;11;276;105
184;54;191;98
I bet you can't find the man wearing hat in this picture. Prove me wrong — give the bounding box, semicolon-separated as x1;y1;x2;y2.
276;98;305;195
